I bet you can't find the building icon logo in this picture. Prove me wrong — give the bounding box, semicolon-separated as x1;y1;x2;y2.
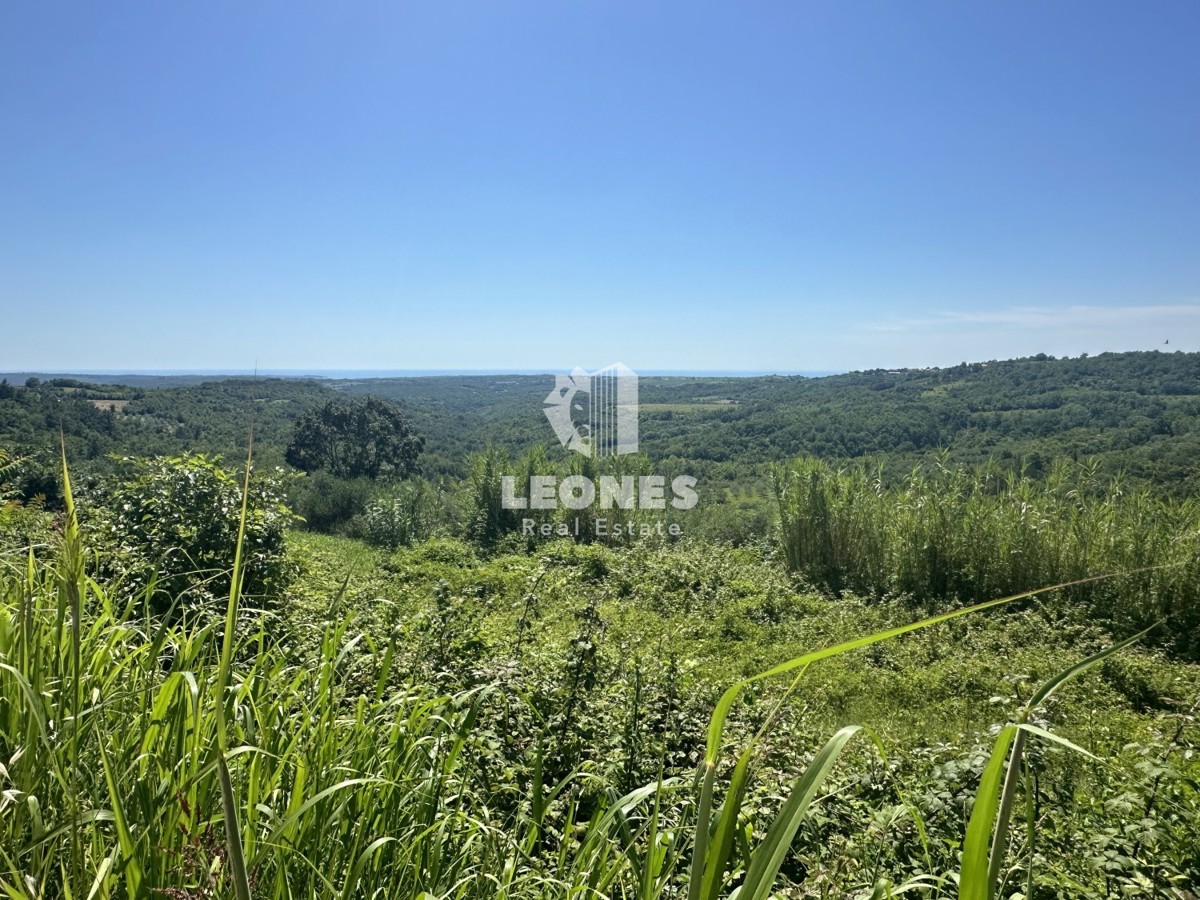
543;363;639;457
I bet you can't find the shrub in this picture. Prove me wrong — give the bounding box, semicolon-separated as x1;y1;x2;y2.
290;470;374;534
0;449;19;501
86;454;297;615
353;479;454;549
0;449;54;553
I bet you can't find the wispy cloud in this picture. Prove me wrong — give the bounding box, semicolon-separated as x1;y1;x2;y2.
863;303;1200;334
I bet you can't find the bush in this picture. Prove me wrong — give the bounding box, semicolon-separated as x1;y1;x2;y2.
290;470;375;534
688;495;774;547
353;480;454;549
86;454;298;615
0;502;53;555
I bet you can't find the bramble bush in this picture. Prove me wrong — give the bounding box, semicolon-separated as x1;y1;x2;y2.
85;453;298;615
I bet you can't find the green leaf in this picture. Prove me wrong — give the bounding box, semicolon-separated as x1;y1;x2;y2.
959;724;1017;900
739;726;862;900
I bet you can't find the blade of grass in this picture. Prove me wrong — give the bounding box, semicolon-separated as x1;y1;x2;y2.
699;748;753;900
59;437;85;891
214;434;256;900
217;753;252;900
690;574;1126;900
97;740;143;899
959;725;1017;900
963;626;1157;900
738;725;863;900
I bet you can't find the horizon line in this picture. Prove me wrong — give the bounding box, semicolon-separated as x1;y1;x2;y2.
3;367;847;379
2;348;1190;382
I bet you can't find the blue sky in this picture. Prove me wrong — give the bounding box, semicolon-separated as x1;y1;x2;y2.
2;1;1197;373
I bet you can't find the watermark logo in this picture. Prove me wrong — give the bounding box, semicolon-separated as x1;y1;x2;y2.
504;363;697;537
543;362;638;457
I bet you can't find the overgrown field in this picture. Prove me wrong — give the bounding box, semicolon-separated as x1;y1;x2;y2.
1;461;1197;898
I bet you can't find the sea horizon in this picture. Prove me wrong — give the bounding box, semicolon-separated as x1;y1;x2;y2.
2;367;846;380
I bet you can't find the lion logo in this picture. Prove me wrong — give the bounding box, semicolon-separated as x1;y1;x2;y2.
543;363;638;457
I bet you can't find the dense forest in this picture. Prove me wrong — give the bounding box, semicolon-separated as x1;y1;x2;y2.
1;351;1198;898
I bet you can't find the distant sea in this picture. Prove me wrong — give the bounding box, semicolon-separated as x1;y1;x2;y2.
4;368;844;379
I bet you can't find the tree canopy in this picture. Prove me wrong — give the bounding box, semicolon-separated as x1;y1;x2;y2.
285;395;424;480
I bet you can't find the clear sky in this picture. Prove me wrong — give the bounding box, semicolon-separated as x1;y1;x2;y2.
2;2;1197;373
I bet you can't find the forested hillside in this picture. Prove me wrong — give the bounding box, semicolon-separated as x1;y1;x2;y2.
5;350;1199;493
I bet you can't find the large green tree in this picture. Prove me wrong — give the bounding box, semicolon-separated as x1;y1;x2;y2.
286;395;424;480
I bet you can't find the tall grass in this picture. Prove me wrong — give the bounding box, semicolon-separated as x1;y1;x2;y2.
1;488;549;896
0;452;1164;897
773;456;1200;655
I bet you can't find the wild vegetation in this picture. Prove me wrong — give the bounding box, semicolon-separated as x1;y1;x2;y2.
773;456;1200;659
0;355;1198;897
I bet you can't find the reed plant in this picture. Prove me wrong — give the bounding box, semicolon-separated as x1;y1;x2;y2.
773;456;1200;656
